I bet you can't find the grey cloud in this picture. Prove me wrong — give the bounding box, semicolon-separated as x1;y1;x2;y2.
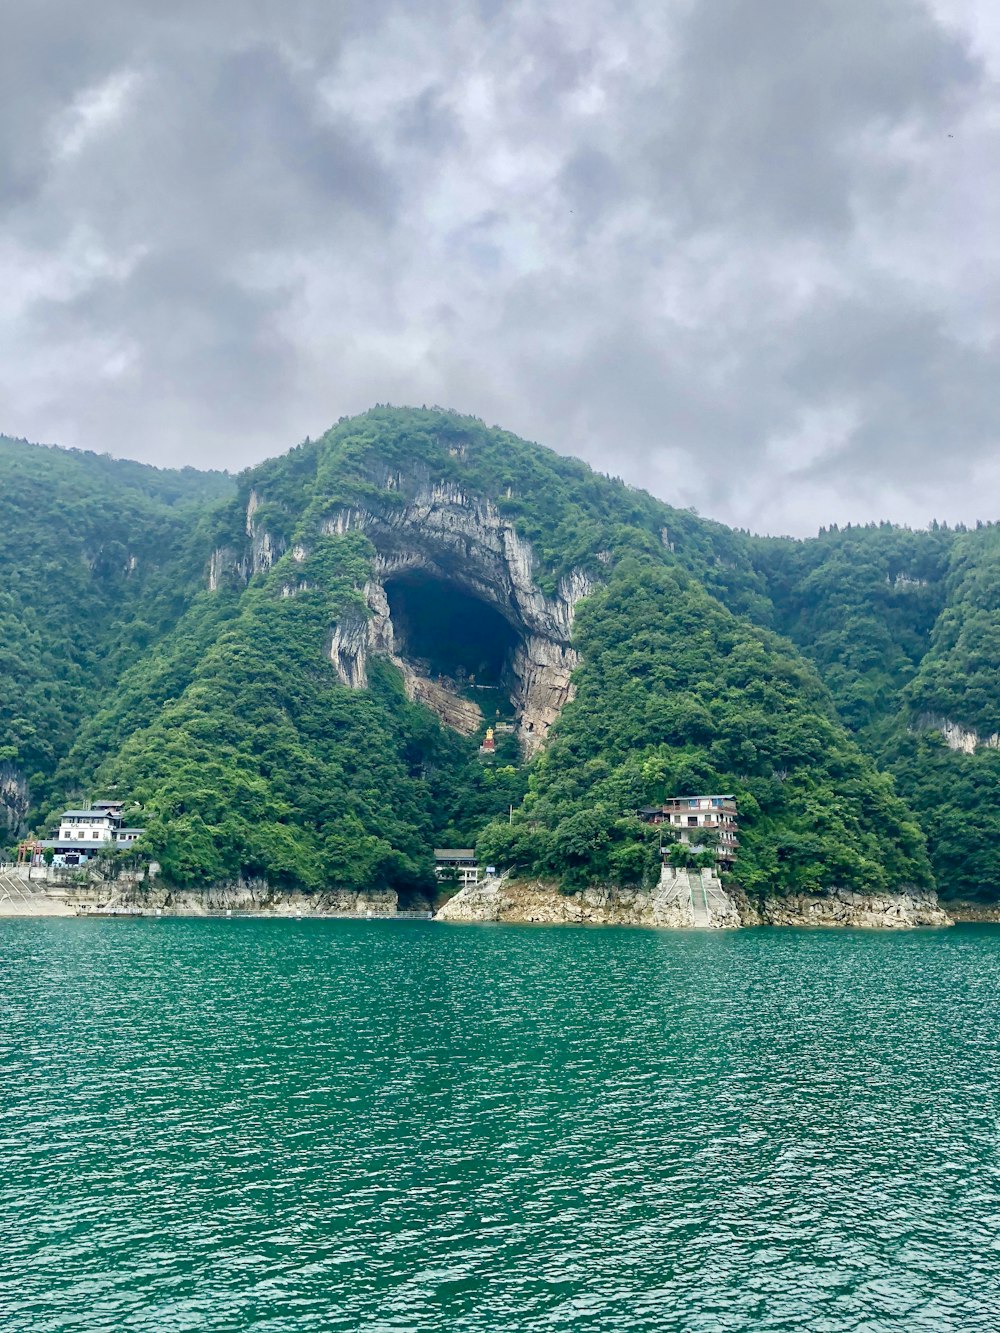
0;0;997;536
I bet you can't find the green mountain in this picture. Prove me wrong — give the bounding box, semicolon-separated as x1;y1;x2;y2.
752;523;1000;902
0;435;234;833
3;408;996;905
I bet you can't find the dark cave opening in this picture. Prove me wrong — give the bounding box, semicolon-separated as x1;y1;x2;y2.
384;572;520;689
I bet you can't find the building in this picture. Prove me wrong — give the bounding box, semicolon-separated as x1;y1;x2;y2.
40;802;145;868
639;795;739;865
434;849;480;888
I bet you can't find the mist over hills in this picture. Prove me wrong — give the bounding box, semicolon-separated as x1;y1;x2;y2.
3;408;997;904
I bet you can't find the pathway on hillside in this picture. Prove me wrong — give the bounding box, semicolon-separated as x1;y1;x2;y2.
0;868;72;916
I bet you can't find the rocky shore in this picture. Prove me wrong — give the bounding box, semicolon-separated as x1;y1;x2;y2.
436;875;953;929
435;868;742;928
939;901;1000;923
1;869;956;927
741;887;951;928
0;875;401;917
70;879;401;916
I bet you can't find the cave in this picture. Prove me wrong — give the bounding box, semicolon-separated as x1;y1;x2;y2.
384;571;519;690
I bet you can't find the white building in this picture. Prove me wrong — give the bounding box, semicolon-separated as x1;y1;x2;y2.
434;849;480;887
639;795;739;864
57;810;117;843
42;801;144;867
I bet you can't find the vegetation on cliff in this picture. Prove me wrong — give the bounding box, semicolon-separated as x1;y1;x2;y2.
751;522;1000;901
0;435;232;820
477;559;931;897
3;409;998;904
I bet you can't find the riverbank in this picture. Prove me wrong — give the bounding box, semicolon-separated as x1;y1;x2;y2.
939;900;1000;922
436;874;953;929
0;870;955;927
0;873;409;918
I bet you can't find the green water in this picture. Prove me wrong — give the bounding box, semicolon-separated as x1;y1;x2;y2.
2;919;999;1331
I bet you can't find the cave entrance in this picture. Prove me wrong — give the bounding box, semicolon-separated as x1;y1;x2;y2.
384;571;520;702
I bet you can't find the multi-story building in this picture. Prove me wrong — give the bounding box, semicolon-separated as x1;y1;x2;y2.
639;795;739;865
42;801;145;867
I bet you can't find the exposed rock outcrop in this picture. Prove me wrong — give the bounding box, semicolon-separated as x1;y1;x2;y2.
327;609;371;689
207;488;286;589
323;482;597;750
208;544;250;591
436;868;741;928
245;488;284;575
64;879;399;916
744;887;951;928
916;713;1000;754
437;875;951;929
390;660;483;735
940;901;1000;922
0;762;29;836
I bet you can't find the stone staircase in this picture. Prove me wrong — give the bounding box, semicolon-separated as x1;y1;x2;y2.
656;864;740;929
0;867;72;916
689;872;711;927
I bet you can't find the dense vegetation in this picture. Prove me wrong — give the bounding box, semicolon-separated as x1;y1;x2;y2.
3;408;998;904
0;435;233;827
751;522;1000;901
478;558;930;898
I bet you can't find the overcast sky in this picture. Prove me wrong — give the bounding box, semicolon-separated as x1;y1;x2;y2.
1;1;997;535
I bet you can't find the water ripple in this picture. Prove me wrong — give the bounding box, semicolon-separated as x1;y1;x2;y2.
2;919;999;1330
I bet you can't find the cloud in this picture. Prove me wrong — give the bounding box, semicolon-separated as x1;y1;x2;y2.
0;0;997;535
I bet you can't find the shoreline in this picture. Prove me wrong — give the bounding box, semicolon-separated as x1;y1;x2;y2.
0;899;993;927
1;873;990;928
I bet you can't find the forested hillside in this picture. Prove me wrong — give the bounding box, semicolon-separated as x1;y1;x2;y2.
3;409;997;905
0;436;233;829
751;523;1000;901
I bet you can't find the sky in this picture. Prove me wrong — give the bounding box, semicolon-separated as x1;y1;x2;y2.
1;0;998;536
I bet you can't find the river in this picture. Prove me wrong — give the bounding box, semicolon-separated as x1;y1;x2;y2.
2;917;998;1330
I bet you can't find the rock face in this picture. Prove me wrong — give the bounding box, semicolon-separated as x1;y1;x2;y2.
436;875;952;929
916;713;1000;754
0;762;29;837
208;488;285;589
208;474;596;750
322;481;597;750
745;887;951;928
941;901;1000;922
436;867;741;928
390;660;483;735
64;879;399;916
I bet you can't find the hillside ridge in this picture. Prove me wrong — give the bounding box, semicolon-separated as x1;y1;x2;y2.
3;408;998;904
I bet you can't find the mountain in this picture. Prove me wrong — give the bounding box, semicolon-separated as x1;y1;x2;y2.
0;435;234;834
752;523;1000;902
2;408;996;906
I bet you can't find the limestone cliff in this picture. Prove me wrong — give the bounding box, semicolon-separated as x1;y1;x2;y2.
0;762;29;837
209;472;596;748
64;879;399;916
436;867;742;928
916;713;1000;755
437;874;951;929
320;481;596;749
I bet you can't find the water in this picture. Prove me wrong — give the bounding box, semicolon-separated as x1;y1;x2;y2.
2;919;999;1332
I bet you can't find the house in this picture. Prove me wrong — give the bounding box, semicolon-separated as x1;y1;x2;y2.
434;848;480;887
40;802;145;867
639;795;739;865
